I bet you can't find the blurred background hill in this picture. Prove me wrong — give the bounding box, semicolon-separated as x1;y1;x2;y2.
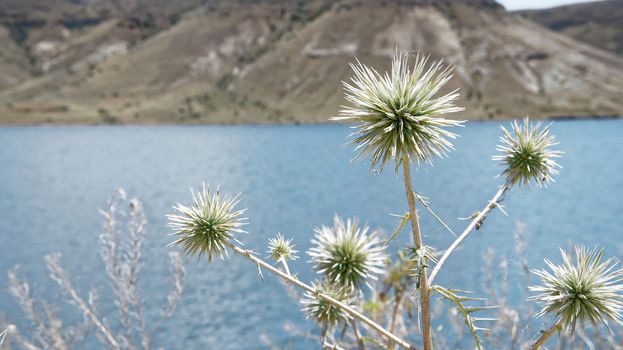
0;0;621;124
518;0;622;55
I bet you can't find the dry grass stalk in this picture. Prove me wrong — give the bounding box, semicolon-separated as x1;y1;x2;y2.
6;190;185;350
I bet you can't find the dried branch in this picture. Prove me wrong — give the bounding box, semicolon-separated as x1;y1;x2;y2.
0;328;7;349
6;191;186;350
7;270;51;349
2;325;40;350
99;189;135;349
44;253;120;349
125;198;148;349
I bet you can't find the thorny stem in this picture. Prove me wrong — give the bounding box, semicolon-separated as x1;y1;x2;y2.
427;184;509;286
401;155;433;350
350;320;365;350
387;293;404;350
223;241;415;350
414;193;457;237
530;322;562;350
7;271;50;348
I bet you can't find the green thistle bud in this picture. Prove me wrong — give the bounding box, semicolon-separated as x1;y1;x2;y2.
331;50;465;171
167;184;247;261
267;233;298;262
493;117;562;187
301;279;356;328
529;246;623;332
309;216;387;290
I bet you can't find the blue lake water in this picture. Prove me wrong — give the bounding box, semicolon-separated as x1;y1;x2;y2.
1;120;622;349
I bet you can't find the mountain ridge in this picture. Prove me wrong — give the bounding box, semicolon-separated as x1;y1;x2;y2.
517;0;622;56
0;0;621;124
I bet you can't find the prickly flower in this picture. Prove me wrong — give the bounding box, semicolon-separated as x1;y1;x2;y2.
301;279;356;328
331;50;465;171
309;216;387;290
267;233;298;262
493;117;562;187
168;184;246;261
529;246;623;332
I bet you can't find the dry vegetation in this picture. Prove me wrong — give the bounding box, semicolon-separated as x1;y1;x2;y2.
0;190;185;350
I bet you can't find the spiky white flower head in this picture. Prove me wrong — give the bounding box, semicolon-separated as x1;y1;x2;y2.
167;184;247;261
529;246;623;332
301;279;356;327
331;50;465;171
309;216;387;290
267;233;298;262
493;117;562;187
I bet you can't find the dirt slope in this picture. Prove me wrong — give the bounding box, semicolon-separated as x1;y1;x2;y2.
0;0;621;124
518;0;623;56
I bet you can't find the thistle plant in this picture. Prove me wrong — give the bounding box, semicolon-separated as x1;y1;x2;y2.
309;216;387;291
9;53;612;349
493;117;562;187
268;233;298;262
302;279;357;329
429;117;563;285
168;185;413;349
167;184;247;261
331;50;465;171
331;50;467;350
160;51;618;350
528;246;623;349
267;233;298;274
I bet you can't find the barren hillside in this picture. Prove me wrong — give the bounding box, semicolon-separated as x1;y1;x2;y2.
518;0;623;56
0;0;621;124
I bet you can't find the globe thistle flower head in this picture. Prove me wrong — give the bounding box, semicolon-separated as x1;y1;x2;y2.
167;184;247;261
331;50;465;172
493;117;562;187
529;246;623;332
301;279;356;328
309;216;387;290
267;233;298;262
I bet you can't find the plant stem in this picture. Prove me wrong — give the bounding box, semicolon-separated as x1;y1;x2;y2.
401;155;432;350
386;292;403;350
223;242;415;350
280;258;291;275
0;328;7;347
530;322;561;350
351;319;365;350
427;184;508;286
45;255;120;349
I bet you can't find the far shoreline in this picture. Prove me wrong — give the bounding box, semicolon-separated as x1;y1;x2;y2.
0;114;620;127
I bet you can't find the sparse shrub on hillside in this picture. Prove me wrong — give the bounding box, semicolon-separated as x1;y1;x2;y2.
98;108;119;124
